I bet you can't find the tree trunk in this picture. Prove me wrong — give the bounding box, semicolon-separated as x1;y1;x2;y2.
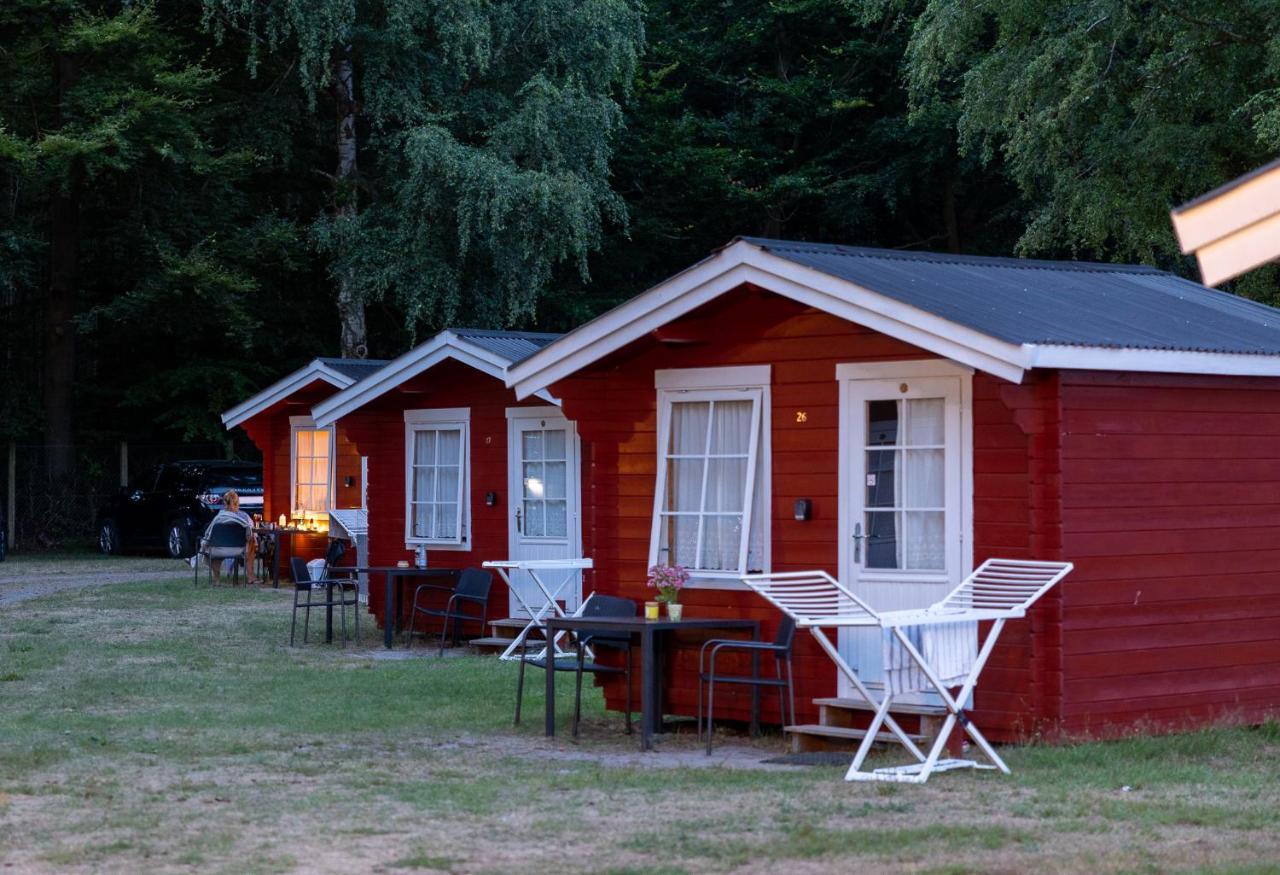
45;52;79;479
332;47;367;359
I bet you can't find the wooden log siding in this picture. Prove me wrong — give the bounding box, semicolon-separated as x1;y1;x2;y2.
1058;370;1280;737
340;359;549;629
552;288;1055;739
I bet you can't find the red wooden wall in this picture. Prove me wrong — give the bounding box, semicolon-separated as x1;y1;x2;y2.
552;287;1059;738
341;359;548;629
1058;371;1280;736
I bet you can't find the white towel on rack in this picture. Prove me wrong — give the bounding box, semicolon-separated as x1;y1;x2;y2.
883;621;978;695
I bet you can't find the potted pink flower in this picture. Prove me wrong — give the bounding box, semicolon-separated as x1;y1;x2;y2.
647;564;690;621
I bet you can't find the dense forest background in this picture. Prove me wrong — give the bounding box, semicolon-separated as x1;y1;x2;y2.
3;1;1280;542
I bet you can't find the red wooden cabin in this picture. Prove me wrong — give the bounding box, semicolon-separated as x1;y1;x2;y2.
310;329;584;631
506;237;1280;741
222;357;387;569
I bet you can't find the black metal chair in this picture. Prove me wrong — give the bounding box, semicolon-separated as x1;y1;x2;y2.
406;567;493;655
193;521;247;587
515;594;635;738
698;616;797;754
289;540;359;646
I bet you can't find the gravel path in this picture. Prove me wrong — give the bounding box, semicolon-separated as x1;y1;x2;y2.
0;556;190;607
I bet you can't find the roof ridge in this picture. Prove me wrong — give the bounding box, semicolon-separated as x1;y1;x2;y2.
742;237;1168;276
450;326;563;339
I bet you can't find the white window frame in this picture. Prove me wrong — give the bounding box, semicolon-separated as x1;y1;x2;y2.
648;366;772;588
403;407;471;549
289;416;336;515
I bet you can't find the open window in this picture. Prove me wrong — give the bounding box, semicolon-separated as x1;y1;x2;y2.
404;408;470;548
649;367;770;584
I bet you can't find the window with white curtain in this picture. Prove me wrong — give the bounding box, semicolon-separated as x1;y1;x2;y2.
650;371;769;579
404;409;469;546
864;397;945;570
290;420;333;514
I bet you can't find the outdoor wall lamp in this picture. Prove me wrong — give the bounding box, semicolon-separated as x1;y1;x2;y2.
485;491;499;507
794;499;811;521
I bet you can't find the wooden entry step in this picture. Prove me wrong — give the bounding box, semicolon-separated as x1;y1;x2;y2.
487;617;532;639
784;724;927;753
784;697;948;753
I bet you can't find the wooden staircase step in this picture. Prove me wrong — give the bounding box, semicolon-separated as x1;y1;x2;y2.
812;696;947;716
784;723;926;754
487;618;537;639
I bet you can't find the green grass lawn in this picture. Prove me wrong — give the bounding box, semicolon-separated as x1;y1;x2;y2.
2;578;1279;873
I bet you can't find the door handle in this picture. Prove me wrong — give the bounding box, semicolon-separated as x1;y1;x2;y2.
852;521;866;563
515;507;522;534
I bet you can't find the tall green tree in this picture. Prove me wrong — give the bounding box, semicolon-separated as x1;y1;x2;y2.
204;0;645;345
896;0;1280;296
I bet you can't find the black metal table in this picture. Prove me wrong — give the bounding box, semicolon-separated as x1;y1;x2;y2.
352;566;461;649
542;615;760;751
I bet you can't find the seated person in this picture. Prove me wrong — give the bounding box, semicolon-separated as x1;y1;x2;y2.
197;490;259;584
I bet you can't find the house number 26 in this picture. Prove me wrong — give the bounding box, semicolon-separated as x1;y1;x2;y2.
795;410;808;423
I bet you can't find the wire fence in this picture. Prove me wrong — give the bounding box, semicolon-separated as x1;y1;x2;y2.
4;441;234;551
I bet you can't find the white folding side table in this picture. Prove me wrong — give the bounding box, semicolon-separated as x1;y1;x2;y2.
482;558;594;661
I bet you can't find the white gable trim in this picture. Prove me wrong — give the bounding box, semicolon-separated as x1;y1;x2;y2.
312;331;555;427
222;360;352;430
507;240;1030;398
1027;344;1280;377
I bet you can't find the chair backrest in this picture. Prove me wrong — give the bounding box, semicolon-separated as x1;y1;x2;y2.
930;558;1073;618
456;567;492;600
576;594;636;647
772;615;797;650
321;538;346;577
207;521;247;550
290;557;311;583
740;571;879;628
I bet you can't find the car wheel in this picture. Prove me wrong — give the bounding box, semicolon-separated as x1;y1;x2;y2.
167;521;194;559
99;519;120;555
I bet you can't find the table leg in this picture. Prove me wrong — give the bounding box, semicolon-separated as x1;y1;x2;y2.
325;582;335;644
640;628;655;751
271;533;281;589
750;623;761;737
545;619;557;737
383;573;395;650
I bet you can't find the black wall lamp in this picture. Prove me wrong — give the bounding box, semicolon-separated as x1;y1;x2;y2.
793;499;811;521
485;491;499;507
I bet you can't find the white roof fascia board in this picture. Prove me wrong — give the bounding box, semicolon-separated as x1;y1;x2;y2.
312;332;555;427
1026;344;1280;377
222;361;352;429
508;241;1030;397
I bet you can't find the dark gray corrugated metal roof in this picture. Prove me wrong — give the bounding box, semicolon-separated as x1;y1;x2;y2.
452;328;562;364
317;357;390;381
742;237;1280;354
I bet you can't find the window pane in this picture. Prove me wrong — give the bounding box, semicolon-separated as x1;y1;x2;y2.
545;500;568;538
522;430;543;461
906;398;944;446
705;458;747;511
865;450;897;508
903;511;944;570
414;430;436;464
436;465;460;503
435;503;459;540
544;429;566;459
523;462;545;498
709;400;752;454
700;516;740;571
312;429;331;458
414;468;435;503
524;500;545;538
903;449;943;508
865;510;899;569
311;457;329;487
544;461;567;499
297;430;313;456
867;401;898;446
663;515;700;566
665;459;704;512
412;503;434;539
437;429;462;465
669;401;711;455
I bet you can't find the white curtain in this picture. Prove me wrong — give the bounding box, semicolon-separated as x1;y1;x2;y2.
703;400;751;570
410;426;463;541
901;399;945;570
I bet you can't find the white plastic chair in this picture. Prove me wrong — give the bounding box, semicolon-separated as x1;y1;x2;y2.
742;558;1072;784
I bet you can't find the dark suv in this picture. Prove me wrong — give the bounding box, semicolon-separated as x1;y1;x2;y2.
97;460;263;558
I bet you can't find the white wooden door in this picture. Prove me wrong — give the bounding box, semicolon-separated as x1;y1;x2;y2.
837;363;971;702
506;408;583;617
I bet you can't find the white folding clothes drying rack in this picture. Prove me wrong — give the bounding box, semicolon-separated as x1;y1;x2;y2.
482;558;594;661
742;558;1073;784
